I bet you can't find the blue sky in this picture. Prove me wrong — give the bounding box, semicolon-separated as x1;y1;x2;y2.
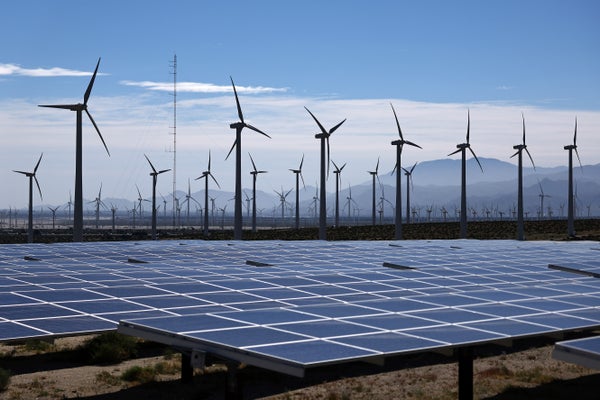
1;0;599;209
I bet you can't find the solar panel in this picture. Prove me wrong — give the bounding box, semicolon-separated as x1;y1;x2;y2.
553;336;600;370
0;239;599;381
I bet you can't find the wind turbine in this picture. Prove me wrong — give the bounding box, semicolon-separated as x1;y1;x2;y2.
402;162;417;224
89;183;107;229
48;205;60;229
390;103;422;238
135;185;150;222
227;77;270;240
510;113;536;240
38;58;109;242
305;107;346;239
145;154;170;240
537;180;551;220
344;184;357;221
13;153;43;243
181;179;201;226
289;154;305;230
196;150;220;236
447;110;483;238
249;153;267;233
332;160;346;227
564;118;583;237
378;181;394;224
367;157;380;226
274;187;293;222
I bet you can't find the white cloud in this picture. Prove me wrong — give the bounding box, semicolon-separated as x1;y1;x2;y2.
0;63;96;77
120;80;288;94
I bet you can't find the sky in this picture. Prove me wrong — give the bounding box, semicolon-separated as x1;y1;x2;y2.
1;0;599;210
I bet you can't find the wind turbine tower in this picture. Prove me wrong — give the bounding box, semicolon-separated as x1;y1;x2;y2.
447;110;483;238
332;160;346;227
510;113;535;240
289;155;305;230
249;153;266;233
368;158;380;226
196;151;220;236
390;103;422;238
564;118;582;236
39;58;110;242
145;155;170;240
13;153;43;243
305;107;346;240
228;77;270;240
402;162;417;224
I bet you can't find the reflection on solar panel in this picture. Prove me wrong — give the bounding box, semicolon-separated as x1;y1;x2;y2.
553;336;600;370
1;240;600;380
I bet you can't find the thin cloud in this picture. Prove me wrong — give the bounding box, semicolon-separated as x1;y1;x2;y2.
0;63;97;77
120;80;288;94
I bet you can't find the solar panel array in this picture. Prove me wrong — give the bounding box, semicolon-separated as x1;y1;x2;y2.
2;239;599;376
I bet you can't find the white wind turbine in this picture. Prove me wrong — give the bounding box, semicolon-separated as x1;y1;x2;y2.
13;153;43;243
510;113;535;240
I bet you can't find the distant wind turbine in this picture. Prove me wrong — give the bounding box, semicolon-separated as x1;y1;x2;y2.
89;183;107;229
447;110;483;238
402;162;417;224
39;58;109;242
48;205;60;230
390;103;422;238
367;157;380;226
344;184;357;221
145;154;170;240
564;117;583;237
537;180;551;220
274;187;293;221
196;150;220;236
249;153;267;233
510;113;536;240
13;153;43;243
227;77;270;240
289;154;305;230
181;179;201;226
305;107;346;240
332;160;346;227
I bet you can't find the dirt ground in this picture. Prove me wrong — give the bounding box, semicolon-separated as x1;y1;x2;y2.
1;335;599;400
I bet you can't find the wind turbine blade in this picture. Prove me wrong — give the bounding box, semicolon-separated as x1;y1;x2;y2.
401;167;408;174
304;107;327;135
144;154;157;174
299;154;304;170
13;170;28;176
209;173;221;189
332;160;340;172
34;176;43;201
390;103;403;140
38;104;78;110
510;149;520;159
574;148;583;170
466;109;471;144
83;58;101;106
300;171;306;188
340;163;346;171
34;153;43;174
573;117;578;146
249;152;258;172
207;150;212;171
404;140;422;149
85;109;110;156
469;148;484;172
244;123;271;138
329;119;346;134
326;136;331;177
448;148;462;157
410;162;417;173
225;139;237;160
522;112;526;145
158;169;171;174
375;157;380;174
230;76;244;123
525;148;536;170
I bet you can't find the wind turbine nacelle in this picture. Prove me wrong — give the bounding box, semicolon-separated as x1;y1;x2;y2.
230;122;244;129
391;140;403;145
315;133;328;139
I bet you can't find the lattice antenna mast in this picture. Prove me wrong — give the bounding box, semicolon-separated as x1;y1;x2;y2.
168;54;177;227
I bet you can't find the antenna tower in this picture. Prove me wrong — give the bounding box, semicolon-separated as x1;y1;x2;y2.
169;54;177;226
